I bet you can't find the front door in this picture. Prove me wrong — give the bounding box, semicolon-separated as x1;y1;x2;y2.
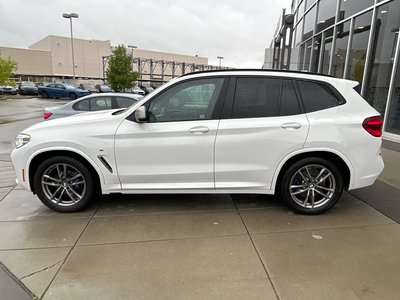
115;77;227;190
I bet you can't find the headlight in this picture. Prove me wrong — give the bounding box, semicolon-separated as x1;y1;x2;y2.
15;133;31;149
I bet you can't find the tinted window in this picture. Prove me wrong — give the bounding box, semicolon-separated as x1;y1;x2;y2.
296;80;341;112
280;80;301;116
74;100;90;111
232;78;280;118
90;97;112;111
148;78;224;122
116;97;136;108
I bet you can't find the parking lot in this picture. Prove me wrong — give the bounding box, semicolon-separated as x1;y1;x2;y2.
1;97;400;299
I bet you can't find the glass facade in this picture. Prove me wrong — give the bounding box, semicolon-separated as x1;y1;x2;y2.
286;0;400;140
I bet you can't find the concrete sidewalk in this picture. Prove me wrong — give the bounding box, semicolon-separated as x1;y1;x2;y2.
0;144;399;299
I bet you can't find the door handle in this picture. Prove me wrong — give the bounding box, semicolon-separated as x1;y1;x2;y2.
281;122;302;130
189;126;210;134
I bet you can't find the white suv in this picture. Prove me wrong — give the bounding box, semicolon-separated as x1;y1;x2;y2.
11;70;384;214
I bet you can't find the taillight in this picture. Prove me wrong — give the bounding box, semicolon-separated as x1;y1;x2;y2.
43;112;52;119
362;116;383;137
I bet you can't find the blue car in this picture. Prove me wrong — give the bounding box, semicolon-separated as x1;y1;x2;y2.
38;83;90;100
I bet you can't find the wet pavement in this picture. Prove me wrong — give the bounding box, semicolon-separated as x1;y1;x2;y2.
1;97;400;299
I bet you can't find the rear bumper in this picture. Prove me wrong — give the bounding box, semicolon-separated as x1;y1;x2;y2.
348;154;384;190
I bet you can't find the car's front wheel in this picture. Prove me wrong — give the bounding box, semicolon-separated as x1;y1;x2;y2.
69;92;77;100
41;91;48;99
33;156;94;212
280;157;344;215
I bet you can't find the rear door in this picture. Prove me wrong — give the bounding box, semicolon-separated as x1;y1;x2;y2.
214;77;309;190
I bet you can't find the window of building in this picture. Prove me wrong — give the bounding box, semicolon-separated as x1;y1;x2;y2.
148;78;224;122
322;28;334;74
311;34;322;72
305;0;315;11
296;80;342;112
295;19;304;46
303;5;316;41
332;21;350;78
365;0;400;118
303;40;313;71
232;78;280;118
298;0;306;20
386;66;400;135
299;44;306;70
280;80;302;116
347;10;373;81
338;0;374;21
316;0;338;33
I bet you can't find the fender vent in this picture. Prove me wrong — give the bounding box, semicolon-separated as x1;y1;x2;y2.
98;155;113;173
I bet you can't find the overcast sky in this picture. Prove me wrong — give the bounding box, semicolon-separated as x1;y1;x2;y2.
0;0;291;68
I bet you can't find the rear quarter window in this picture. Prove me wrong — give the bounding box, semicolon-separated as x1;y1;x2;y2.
296;80;343;113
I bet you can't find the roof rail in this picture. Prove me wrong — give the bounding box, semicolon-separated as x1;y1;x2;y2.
180;68;334;78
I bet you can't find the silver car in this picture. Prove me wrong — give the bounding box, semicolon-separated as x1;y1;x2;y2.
43;93;143;120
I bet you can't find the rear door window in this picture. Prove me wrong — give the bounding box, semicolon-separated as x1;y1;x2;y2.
296;80;342;113
90;97;112;111
116;97;136;108
232;77;280;118
280;79;301;116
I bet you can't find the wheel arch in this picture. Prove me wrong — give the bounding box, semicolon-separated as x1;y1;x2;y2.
28;149;103;194
272;149;353;193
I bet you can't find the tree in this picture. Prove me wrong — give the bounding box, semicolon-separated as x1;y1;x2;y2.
106;45;138;91
0;51;17;85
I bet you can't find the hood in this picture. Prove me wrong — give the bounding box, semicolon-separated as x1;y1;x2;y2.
23;109;124;133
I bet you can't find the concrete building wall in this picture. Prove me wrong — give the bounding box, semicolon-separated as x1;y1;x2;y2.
30;35;112;79
0;46;53;76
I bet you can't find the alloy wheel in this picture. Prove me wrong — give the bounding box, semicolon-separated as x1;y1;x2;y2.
41;163;86;207
289;164;336;209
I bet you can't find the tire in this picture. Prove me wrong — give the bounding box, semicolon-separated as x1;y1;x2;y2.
280;157;344;215
33;156;94;212
69;92;77;100
41;91;48;99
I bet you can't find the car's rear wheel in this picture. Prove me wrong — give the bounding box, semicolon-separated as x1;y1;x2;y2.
33;156;94;212
69;92;77;100
280;157;343;215
41;91;48;99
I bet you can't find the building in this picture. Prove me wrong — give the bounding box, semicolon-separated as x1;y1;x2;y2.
1;35;220;86
267;0;400;141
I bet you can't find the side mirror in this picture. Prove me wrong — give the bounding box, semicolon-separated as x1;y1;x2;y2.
135;106;147;122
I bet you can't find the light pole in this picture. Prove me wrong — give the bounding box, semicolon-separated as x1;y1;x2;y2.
127;45;137;71
217;56;224;69
128;45;138;83
63;13;79;83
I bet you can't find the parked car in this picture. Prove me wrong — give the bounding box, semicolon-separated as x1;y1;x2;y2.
18;81;38;95
79;84;99;94
0;85;17;95
96;84;114;93
11;69;384;214
38;83;90;99
140;85;154;95
43;93;143;120
125;87;145;96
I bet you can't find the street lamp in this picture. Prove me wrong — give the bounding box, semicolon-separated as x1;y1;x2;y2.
63;13;79;83
128;45;139;82
217;56;224;69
